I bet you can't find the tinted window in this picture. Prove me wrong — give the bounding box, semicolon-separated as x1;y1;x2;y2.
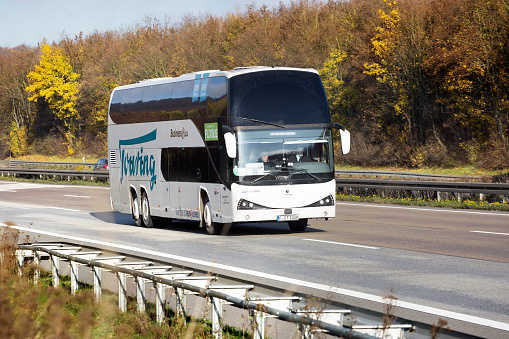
208;77;227;117
171;81;193;120
109;90;123;119
156;83;173;115
142;85;158;113
229;70;330;126
130;87;144;113
188;77;209;119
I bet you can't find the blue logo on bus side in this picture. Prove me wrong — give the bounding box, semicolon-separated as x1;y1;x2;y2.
119;129;157;190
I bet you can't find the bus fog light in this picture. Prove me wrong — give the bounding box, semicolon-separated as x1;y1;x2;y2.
324;211;328;216
245;215;250;220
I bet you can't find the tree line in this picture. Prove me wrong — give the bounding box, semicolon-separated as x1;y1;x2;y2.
0;0;508;168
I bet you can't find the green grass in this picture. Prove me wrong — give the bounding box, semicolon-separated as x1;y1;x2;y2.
336;164;509;178
337;194;509;211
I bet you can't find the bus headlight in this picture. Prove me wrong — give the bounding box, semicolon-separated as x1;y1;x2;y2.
305;195;335;207
237;199;266;210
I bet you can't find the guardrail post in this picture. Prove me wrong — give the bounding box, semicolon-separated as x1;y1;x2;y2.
33;250;40;285
136;276;146;313
50;254;60;287
154;282;166;323
70;260;79;294
176;287;186;322
92;267;102;302
118;272;127;312
252;309;265;339
211;297;222;339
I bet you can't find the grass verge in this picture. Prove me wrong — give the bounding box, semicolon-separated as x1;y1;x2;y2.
337;194;509;212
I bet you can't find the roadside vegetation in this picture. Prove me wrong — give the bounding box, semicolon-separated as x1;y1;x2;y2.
0;227;250;338
336;194;509;212
1;0;508;172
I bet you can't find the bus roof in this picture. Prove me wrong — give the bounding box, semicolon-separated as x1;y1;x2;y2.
113;66;319;91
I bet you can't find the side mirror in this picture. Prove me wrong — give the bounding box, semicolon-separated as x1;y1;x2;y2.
332;122;351;155
222;125;237;158
339;129;351;155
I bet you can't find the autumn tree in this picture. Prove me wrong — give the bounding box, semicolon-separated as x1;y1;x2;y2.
26;44;80;155
0;47;37;156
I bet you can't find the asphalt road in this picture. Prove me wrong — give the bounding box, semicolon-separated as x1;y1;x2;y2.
1;181;508;336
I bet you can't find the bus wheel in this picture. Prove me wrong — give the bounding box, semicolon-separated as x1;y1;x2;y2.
141;192;154;228
288;219;307;232
132;194;142;227
203;198;223;235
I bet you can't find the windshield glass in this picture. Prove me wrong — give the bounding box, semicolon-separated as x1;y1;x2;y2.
233;128;334;184
229;70;330;126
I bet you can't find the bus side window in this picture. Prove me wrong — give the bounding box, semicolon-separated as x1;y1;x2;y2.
188;78;209;119
109;90;123;122
171;81;193;120
156;83;173;121
161;148;170;181
130;88;144;112
208;77;227;117
142;85;158;119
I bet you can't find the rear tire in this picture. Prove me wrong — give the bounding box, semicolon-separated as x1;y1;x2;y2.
203;198;223;235
288;218;307;232
132;194;142;227
141;192;153;228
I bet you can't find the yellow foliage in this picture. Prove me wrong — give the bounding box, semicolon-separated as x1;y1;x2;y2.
9;122;28;157
26;44;81;155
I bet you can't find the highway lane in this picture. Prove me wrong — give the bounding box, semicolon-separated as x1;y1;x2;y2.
0;181;508;333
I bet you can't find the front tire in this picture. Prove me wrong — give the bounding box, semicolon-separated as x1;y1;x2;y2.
203;199;223;235
141;192;153;228
288;218;307;232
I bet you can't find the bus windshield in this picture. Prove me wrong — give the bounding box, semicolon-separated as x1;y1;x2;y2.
229;70;330;126
232;128;334;184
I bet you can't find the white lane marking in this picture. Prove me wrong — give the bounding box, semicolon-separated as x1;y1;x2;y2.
304;238;380;249
47;207;80;212
336;202;509;217
0;189;17;192
3;223;509;332
63;195;91;199
471;231;509;236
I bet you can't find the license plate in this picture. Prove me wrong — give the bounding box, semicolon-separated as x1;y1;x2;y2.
277;214;299;221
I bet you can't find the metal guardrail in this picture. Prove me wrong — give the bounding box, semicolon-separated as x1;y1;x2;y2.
17;243;379;339
0;167;108;179
1;161;508;197
335;178;509;195
8;160;97;167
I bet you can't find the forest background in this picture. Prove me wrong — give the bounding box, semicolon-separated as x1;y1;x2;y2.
0;0;508;169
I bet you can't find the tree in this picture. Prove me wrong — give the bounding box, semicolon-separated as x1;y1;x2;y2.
26;44;80;155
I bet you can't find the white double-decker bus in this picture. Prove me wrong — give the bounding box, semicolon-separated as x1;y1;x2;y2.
108;67;350;235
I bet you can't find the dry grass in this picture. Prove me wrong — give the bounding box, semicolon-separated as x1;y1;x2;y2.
0;225;250;338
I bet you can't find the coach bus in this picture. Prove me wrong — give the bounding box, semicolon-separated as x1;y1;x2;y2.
108;67;350;235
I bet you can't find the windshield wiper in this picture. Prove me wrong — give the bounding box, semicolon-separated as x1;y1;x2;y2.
288;169;322;182
251;173;277;184
237;116;284;128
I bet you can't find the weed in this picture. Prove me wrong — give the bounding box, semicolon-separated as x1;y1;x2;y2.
382;288;398;335
431;317;450;339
